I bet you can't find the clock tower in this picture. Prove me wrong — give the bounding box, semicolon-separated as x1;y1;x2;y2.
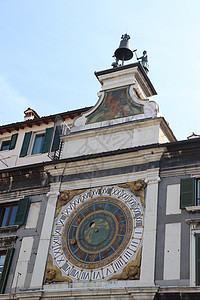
42;36;176;299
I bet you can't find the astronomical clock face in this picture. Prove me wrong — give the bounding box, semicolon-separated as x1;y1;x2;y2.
50;185;144;282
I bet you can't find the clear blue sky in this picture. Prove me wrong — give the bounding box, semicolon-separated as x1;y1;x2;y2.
0;0;199;141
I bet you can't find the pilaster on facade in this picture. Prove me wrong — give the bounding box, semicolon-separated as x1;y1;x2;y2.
140;169;160;285
30;183;60;289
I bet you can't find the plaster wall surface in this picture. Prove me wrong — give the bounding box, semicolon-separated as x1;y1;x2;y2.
163;223;181;280
159;128;171;143
62;122;164;159
166;184;181;215
0;123;54;170
25;202;41;229
12;236;34;288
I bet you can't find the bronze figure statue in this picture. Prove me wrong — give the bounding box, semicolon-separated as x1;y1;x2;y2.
137;50;149;73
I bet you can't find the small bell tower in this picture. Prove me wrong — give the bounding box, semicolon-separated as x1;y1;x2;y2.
112;34;149;73
61;34;176;159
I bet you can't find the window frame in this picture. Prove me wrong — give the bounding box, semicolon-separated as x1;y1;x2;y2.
196;179;200;206
20;130;46;156
190;227;200;286
31;132;45;155
180;178;199;208
0;197;29;228
20;127;58;157
0;140;10;151
0;250;6;279
0;248;14;294
0;134;18;152
0;202;18;227
195;233;200;285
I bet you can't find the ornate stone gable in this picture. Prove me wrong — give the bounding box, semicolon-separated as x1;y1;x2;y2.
86;86;143;124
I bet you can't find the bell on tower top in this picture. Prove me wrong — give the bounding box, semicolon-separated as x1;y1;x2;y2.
112;34;149;73
112;33;134;67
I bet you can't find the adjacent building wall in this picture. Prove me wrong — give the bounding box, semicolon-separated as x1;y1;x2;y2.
156;140;200;288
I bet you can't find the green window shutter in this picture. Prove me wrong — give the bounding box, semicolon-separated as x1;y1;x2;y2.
180;178;196;208
14;197;29;226
41;127;53;153
196;233;200;285
51;126;61;152
19;132;32;157
0;248;14;294
9;133;18;150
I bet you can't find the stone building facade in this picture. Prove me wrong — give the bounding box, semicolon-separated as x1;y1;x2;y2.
0;61;200;299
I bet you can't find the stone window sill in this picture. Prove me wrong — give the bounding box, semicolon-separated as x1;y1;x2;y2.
0;225;19;234
185;206;200;212
0;235;17;248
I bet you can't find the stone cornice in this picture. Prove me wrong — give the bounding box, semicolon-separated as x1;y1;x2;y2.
0;186;49;203
62;117;169;142
95;62;157;97
45;147;165;178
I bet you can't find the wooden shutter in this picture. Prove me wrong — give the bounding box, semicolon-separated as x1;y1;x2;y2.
41;127;53;153
180;178;196;208
0;248;14;294
14;197;29;226
196;233;200;285
51;125;61;152
19;132;32;157
9;133;18;150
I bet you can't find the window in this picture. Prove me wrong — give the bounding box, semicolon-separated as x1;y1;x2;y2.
196;233;200;285
0;251;6;279
0;133;18;151
0;248;14;294
20;127;61;157
197;180;200;206
0;203;18;227
180;178;198;208
0;197;29;228
1;141;10;151
32;133;45;155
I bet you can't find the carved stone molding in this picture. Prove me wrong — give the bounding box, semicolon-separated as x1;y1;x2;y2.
0;235;17;248
0;225;19;234
185;206;200;213
185;218;200;229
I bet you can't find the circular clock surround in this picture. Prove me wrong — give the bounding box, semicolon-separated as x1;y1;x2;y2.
51;186;144;282
62;197;133;269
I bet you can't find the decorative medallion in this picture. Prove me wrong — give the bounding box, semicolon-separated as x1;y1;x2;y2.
50;184;144;282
